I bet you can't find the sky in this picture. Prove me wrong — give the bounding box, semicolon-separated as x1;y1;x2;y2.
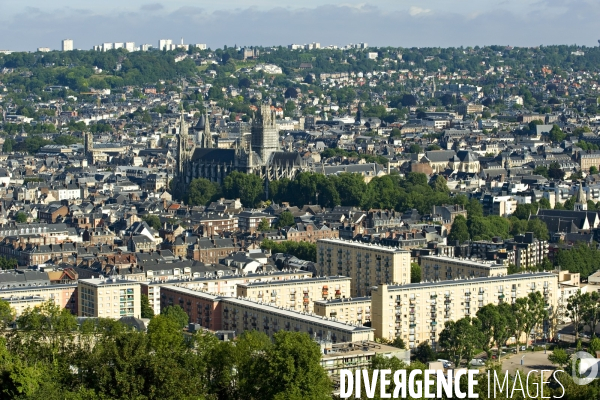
0;0;599;51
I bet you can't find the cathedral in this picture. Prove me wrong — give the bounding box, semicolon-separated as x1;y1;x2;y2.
175;105;305;191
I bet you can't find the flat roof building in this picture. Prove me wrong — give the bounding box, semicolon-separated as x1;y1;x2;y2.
419;255;508;282
317;238;411;297
371;272;558;350
78;278;141;319
314;296;372;326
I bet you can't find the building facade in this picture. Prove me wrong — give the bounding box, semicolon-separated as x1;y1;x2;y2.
78;278;141;319
371;273;558;350
313;296;372;326
420;255;508;282
236;276;351;314
316;238;411;297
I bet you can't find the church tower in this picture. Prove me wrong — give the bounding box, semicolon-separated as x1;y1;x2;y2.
574;182;588;211
193;112;212;148
176;113;192;178
251;105;280;163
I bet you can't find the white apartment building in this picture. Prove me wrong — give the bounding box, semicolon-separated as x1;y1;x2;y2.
61;39;74;51
314;296;372;326
78;278;141;319
236;276;351;314
317;238;411;297
125;42;135;52
371;272;558;350
158;39;173;51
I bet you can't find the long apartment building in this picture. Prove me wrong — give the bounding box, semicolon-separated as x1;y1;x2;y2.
160;285;373;343
0;283;78;316
78;278;141;318
142;270;313;316
314;296;372;326
371;272;558;350
420;255;508;282
236;276;351;314
317;238;411;297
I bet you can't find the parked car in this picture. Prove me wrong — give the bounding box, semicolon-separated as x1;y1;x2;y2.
520;346;526;351
470;358;485;367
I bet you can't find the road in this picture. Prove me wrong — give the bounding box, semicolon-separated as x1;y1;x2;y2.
500;351;556;375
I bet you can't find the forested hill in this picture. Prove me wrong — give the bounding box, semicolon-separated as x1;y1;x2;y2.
0;50;198;93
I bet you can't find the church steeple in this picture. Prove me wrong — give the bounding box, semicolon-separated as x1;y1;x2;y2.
574;182;588;211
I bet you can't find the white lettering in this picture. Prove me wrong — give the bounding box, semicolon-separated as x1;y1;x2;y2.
408;370;422;398
340;370;353;398
468;370;479;398
454;369;466;399
553;370;565;399
511;370;525;398
355;369;361;398
540;370;551;399
380;369;391;398
493;370;509;397
438;369;453;398
363;370;378;398
423;370;435;398
526;370;539;398
393;370;406;398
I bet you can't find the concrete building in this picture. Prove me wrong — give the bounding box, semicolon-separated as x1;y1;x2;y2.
142;269;312;316
371;273;558;350
420;255;508;282
160;285;374;342
317;238;411;297
320;340;410;382
236;276;351;313
61;39;74;51
314;296;372;325
78;278;141;318
0;283;77;316
158;39;172;51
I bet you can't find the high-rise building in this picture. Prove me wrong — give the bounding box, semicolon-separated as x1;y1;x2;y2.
61;39;74;51
125;42;135;52
316;238;411;297
114;42;124;50
158;39;172;51
371;273;557;350
78;277;141;319
37;47;51;52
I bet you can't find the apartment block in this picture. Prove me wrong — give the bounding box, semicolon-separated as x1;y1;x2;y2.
236;276;351;314
317;238;411;297
420;255;508;282
371;273;558;350
159;285;374;343
143;270;313;316
0;283;77;316
313;296;372;325
78;278;141;318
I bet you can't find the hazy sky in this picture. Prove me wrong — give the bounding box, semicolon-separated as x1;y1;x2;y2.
1;0;599;51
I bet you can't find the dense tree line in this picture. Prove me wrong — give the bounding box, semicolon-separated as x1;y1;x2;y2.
181;171;462;214
556;243;600;278
0;300;331;399
260;239;316;262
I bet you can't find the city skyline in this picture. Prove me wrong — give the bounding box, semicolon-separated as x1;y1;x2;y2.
0;1;599;51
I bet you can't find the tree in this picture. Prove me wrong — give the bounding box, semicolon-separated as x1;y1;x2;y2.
390;336;406;350
141;214;161;231
548;348;570;369
390;128;402;138
539;197;551;209
160;305;189;330
262;331;331;400
429;175;449;193
512;298;529;352
567;290;587;341
447;215;469;243
334;173;366;207
141;294;154;319
410;263;421;283
533;165;549;179
476;304;502;358
186;178;219;206
590;166;599;175
407;144;422;154
583;292;600;338
548;163;565;180
276;211;295;228
15;212;27;223
0;298;15;328
438;317;484;367
413;342;436;364
223;171;264;207
2;138;15;153
522;292;549;345
284;87;298;99
466;198;483;218
549;124;566;143
527;219;549;241
257;218;271;231
400;94;417;106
